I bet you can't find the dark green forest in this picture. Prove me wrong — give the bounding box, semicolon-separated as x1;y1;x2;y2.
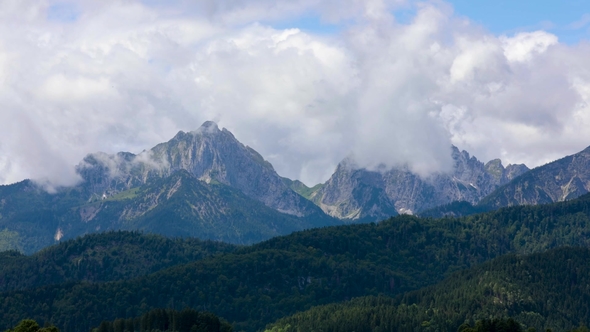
265;247;590;332
3;195;590;331
0;231;236;293
92;308;232;332
4;319;60;332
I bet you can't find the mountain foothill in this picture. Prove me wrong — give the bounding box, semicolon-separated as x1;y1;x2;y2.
2;121;590;332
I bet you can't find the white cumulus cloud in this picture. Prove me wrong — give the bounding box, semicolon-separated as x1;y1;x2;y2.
0;0;589;187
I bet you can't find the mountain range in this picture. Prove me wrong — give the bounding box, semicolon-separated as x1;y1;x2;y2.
0;122;339;253
2;121;590;253
480;146;590;208
307;147;529;220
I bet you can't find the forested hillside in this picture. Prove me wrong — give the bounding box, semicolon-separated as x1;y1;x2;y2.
3;195;590;331
92;308;232;332
0;231;236;293
266;247;590;332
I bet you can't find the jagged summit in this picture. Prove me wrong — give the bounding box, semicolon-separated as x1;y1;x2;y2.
170;121;221;141
480;144;590;208
76;122;327;218
200;120;219;129
194;120;220;134
312;146;530;220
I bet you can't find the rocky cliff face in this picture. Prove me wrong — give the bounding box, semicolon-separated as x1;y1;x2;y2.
76;121;323;217
480;146;590;208
310;159;398;221
312;146;529;220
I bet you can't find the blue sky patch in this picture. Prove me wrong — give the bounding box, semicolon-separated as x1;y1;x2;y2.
448;0;590;43
47;3;80;23
269;14;343;35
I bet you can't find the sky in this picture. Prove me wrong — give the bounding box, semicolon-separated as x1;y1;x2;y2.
450;0;590;44
0;0;590;187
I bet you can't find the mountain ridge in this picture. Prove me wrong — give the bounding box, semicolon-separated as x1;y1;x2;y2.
0;121;344;253
0;168;338;253
77;121;323;218
480;145;590;209
311;146;529;220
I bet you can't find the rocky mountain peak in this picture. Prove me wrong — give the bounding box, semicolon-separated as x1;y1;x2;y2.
170;122;224;142
480;145;590;208
451;145;469;159
199;120;220;132
76;121;324;218
188;121;226;138
312;146;530;220
504;163;529;181
484;159;505;181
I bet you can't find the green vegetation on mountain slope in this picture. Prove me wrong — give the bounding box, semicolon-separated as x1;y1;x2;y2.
92;308;232;332
0;231;236;293
122;171;337;242
4;319;60;332
0;170;338;254
266;247;590;332
0;180;87;253
281;178;323;200
3;194;590;331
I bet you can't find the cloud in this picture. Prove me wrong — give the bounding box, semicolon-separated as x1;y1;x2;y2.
567;13;590;30
501;31;558;62
0;0;589;188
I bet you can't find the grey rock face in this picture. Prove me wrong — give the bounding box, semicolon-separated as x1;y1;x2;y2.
480;146;590;208
504;164;530;181
312;159;398;220
313;146;530;220
76;121;323;217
